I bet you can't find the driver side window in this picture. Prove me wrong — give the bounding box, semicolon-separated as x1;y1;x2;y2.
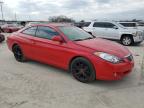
105;23;115;28
36;26;59;40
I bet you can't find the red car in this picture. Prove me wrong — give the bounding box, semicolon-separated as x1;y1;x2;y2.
7;24;134;83
1;24;22;33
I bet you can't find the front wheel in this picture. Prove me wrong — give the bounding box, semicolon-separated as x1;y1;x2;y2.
70;57;96;83
121;36;133;46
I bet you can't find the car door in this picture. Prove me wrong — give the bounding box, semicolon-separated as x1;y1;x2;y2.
32;26;70;68
102;22;119;39
92;22;106;38
19;26;38;59
92;22;119;39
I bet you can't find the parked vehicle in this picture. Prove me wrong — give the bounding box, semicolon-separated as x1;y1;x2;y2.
1;24;22;33
0;34;5;42
119;22;144;39
7;24;134;82
83;21;144;46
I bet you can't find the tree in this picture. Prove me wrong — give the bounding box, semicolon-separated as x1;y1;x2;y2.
48;15;75;23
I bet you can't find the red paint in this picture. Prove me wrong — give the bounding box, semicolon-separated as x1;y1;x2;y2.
7;24;134;80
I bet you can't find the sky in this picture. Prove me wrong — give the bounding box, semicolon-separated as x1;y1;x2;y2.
1;0;144;21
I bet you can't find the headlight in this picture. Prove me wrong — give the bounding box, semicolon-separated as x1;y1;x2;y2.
94;52;123;64
132;32;137;37
133;31;142;37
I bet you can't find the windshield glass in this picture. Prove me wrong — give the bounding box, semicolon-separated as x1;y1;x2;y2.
59;26;94;41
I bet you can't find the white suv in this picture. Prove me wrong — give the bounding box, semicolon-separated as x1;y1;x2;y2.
83;21;144;46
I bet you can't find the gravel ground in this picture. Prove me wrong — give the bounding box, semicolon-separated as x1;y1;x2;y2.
0;33;144;108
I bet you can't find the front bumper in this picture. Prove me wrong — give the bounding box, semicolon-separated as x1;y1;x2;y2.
91;55;134;80
133;35;144;43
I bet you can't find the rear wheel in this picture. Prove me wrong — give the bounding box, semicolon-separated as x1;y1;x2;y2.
0;37;2;42
12;45;26;62
121;35;133;46
70;57;96;83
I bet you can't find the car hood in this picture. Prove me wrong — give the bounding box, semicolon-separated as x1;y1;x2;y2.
75;38;130;57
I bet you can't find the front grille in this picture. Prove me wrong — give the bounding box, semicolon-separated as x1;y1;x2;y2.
125;54;133;61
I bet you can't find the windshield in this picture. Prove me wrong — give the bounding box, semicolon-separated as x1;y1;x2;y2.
120;23;137;27
59;26;94;41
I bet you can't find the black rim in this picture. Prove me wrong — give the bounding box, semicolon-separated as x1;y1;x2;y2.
72;61;92;81
13;46;23;61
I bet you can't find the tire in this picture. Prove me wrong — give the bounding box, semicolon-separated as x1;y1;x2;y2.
1;35;5;41
121;35;133;46
70;57;96;83
0;37;2;42
0;35;4;42
12;45;26;62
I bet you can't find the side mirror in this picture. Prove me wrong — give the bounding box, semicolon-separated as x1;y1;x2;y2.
52;36;63;43
113;26;118;29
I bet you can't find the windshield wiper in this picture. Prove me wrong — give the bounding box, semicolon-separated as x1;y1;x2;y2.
74;39;83;41
74;37;94;41
83;37;94;40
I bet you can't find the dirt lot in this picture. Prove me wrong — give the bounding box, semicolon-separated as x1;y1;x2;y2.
0;34;144;108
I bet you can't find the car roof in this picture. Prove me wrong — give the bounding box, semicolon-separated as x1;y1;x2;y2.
118;22;137;23
31;23;73;28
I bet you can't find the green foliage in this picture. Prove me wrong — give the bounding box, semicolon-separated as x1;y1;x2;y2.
48;15;75;23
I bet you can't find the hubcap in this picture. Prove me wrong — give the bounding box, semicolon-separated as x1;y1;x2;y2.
72;61;91;81
122;37;131;45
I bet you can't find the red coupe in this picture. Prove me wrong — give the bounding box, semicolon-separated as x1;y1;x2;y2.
7;24;134;83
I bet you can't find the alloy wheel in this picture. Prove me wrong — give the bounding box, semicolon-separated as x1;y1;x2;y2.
71;58;95;83
122;36;132;46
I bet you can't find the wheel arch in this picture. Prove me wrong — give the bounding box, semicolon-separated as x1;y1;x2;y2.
120;34;134;41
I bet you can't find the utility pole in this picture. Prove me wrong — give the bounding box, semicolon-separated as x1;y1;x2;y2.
0;1;4;21
15;12;17;21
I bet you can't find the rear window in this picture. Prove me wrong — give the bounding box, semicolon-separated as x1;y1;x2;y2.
120;23;136;27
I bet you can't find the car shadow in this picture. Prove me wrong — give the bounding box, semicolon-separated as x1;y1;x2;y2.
26;60;71;77
24;60;135;90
